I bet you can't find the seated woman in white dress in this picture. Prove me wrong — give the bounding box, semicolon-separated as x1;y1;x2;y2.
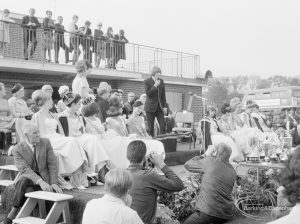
31;90;89;188
58;92;115;172
218;103;252;162
197;106;241;162
105;96;165;160
126;100;150;138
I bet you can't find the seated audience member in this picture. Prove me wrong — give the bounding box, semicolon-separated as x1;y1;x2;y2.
184;143;236;224
94;22;105;68
59;92;114;173
114;29;129;65
0;82;15;130
127;100;150;138
292;125;300;146
8;83;33;142
72;60;92;98
43;10;55;62
95;82;111;123
82;168;143;224
139;93;146;105
165;102;175;133
41;84;57;113
123;92;136;118
57;85;69;113
127;140;184;224
21;8;41;60
268;146;300;224
54;16;69;64
0;123;62;224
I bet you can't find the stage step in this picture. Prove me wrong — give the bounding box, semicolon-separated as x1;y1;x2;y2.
13;217;46;224
14;191;73;224
0;165;19;187
0;165;18;172
0;179;14;187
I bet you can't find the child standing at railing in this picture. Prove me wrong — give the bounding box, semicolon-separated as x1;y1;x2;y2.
0;9;15;59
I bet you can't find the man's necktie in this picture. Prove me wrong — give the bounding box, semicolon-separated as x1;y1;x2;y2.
33;144;39;173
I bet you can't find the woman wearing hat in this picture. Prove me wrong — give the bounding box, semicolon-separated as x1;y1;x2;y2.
0;9;15;58
43;10;55;62
59;92;115;174
106;96;165;160
8;83;33;142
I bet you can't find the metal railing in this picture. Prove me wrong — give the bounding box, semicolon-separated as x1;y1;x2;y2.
0;20;200;79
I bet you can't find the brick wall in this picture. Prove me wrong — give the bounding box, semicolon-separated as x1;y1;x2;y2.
0;71;204;121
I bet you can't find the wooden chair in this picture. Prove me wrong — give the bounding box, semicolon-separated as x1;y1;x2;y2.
172;111;195;149
13;191;73;224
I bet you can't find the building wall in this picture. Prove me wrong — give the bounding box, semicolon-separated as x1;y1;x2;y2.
0;71;204;121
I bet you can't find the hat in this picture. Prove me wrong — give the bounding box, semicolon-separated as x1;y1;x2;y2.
107;96;122;116
62;92;76;106
58;85;69;96
11;83;24;94
82;95;95;106
133;100;143;108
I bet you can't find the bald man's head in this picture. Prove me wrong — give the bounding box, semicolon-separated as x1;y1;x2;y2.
215;143;232;162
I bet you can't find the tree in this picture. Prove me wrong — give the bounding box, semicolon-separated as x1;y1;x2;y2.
204;79;229;112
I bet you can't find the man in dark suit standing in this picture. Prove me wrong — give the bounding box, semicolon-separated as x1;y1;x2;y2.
144;66;167;136
20;8;41;60
1;123;62;224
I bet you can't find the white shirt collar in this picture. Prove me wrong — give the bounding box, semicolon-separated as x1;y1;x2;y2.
102;194;125;205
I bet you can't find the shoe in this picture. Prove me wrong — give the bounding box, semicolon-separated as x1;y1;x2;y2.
98;166;109;183
24;58;28;60
0;218;12;224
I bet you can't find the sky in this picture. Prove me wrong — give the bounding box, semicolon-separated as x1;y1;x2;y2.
2;0;300;78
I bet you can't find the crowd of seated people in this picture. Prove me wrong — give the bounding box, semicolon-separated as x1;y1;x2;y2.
0;8;129;68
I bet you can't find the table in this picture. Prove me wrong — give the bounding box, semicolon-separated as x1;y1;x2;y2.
236;162;285;185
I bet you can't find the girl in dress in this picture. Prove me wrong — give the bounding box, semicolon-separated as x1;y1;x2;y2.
106;96;165;158
8;83;33;142
58;92;115;172
72;60;92;98
31;90;89;189
0;9;15;58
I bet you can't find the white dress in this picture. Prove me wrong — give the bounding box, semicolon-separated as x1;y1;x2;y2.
67;116;109;171
44;117;87;175
104;116;165;168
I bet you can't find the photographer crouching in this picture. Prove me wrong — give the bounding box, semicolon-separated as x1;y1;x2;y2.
127;140;184;224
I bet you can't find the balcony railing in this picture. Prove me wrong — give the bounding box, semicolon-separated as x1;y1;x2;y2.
0;20;200;79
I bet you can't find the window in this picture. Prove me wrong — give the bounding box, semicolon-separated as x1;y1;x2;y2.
279;91;288;97
293;91;300;97
281;99;288;105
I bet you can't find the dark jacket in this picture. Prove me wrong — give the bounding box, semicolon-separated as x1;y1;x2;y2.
21;15;41;37
128;164;184;224
123;101;134;118
95;95;109;123
185;156;236;220
144;77;166;113
13;138;58;185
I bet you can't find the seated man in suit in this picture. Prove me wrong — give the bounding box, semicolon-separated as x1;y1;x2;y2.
1;123;62;224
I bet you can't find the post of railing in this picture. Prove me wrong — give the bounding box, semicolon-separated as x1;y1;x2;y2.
160;48;163;70
133;44;135;72
180;52;183;77
137;44;140;72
